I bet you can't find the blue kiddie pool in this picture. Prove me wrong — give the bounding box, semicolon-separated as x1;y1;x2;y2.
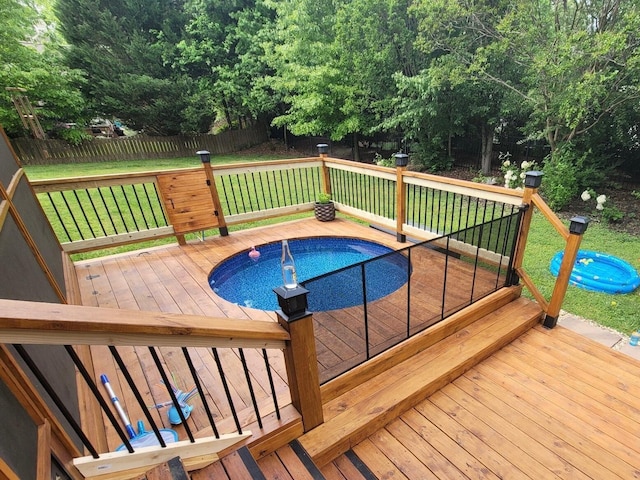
550;250;640;294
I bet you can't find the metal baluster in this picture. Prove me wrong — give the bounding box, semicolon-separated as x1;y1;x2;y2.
182;347;219;438
238;349;262;429
13;345;104;457
262;349;280;420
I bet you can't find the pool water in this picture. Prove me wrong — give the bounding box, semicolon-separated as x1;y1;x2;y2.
208;237;409;311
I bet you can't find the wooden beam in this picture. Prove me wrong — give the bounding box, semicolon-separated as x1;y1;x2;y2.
72;432;251;478
60;226;176;254
396;166;407;241
544;231;585;328
0;299;289;348
531;193;569;240
277;312;323;432
36;420;51;480
403;171;523;205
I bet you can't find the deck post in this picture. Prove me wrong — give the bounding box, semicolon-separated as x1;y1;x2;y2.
543;216;589;328
511;171;543;281
197;150;229;237
274;286;324;431
394;153;409;243
317;144;331;197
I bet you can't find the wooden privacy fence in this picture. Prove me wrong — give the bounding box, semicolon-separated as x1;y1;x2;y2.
11;124;269;165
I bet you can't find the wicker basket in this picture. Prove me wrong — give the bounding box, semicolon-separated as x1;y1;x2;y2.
314;202;335;222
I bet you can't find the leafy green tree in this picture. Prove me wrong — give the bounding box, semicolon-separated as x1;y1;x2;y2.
267;0;425;158
176;0;276;129
412;0;640;170
0;0;85;136
55;0;199;135
409;0;523;174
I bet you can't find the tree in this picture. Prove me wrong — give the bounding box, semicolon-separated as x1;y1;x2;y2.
267;0;425;158
412;0;640;164
0;0;85;135
176;0;277;130
55;0;198;135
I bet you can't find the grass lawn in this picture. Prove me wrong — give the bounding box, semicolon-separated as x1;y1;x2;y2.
24;156;640;334
523;212;640;334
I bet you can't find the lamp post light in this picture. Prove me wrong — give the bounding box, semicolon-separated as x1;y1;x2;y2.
394;152;409;167
569;216;590;235
317;143;329;156
524;171;544;189
273;285;310;322
196;150;211;164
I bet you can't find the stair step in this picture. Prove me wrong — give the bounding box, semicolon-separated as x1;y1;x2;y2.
134;457;188;480
191;446;265;480
258;440;326;479
321;450;377;480
299;297;542;466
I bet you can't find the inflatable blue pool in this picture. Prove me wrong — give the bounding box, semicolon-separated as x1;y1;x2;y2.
550;250;640;294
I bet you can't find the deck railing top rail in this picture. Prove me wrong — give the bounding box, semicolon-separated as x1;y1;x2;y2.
0;299;288;349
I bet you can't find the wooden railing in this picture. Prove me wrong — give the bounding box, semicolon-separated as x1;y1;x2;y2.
30;153;586;328
0;298;298;478
13;151;591;478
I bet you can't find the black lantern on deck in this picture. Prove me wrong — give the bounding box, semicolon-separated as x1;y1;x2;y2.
524;171;544;188
569;216;589;235
394;153;409;167
273;285;309;321
317;143;329;155
196;150;211;163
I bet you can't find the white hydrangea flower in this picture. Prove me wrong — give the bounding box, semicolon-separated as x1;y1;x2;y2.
596;194;607;204
520;172;526;179
521;161;530;170
581;190;591;201
596;203;604;210
502;160;510;167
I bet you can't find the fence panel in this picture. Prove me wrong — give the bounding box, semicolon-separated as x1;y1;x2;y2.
11;125;268;165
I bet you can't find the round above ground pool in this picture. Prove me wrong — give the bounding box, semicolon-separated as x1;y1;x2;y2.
208;237;410;311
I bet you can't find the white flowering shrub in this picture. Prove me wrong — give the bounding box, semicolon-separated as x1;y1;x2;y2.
499;152;539;189
580;189;622;222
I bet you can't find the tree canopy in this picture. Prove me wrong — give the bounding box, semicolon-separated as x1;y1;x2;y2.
2;0;639;204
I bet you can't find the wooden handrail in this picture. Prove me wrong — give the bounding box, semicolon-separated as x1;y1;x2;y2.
0;299;289;349
531;193;569;240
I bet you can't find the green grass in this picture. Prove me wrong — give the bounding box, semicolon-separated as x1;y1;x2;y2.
523;212;640;334
22;152;300;180
24;157;640;333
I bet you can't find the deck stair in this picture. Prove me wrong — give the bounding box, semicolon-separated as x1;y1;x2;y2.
192;440;329;479
298;295;543;467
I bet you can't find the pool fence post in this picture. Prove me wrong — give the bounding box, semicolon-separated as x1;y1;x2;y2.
317;144;331;198
197;149;229;237
394;153;409;243
511;171;544;282
543;216;589;328
273;285;324;431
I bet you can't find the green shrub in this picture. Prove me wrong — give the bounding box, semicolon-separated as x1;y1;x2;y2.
601;204;624;223
541;146;580;210
58;126;93;146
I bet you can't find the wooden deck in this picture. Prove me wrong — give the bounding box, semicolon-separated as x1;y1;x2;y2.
75;217;506;451
332;324;640;480
74;218;418;450
73;217;640;478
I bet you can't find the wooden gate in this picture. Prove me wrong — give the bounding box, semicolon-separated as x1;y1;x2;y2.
157;170;226;237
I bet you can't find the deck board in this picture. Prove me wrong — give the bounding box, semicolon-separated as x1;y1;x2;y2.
357;325;640;479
